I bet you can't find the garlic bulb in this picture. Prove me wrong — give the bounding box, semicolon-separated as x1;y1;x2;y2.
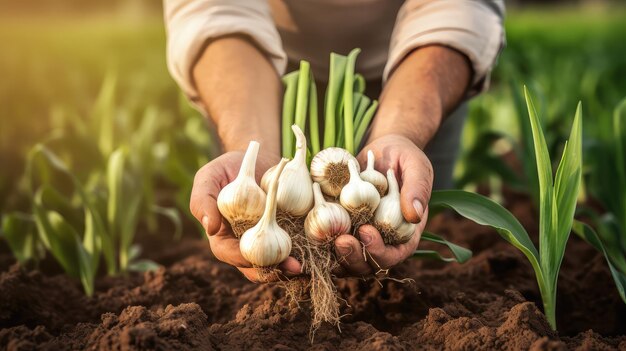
261;125;314;217
395;221;417;243
373;169;415;245
217;141;266;238
360;150;388;196
310;147;360;197
340;160;380;226
240;158;292;267
305;183;351;244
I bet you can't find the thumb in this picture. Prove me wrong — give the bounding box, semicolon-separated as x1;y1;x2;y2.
190;166;224;235
398;152;433;224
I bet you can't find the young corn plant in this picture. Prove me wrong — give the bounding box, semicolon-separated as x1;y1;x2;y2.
429;86;583;330
574;97;626;303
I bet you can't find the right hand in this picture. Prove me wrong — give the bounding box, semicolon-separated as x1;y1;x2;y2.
190;150;303;282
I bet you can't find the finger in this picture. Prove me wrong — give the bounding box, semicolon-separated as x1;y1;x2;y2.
239;256;302;283
190;164;225;235
238;267;281;283
208;230;252;268
398;152;433;224
334;234;372;276
279;257;303;277
357;223;424;269
357;225;401;269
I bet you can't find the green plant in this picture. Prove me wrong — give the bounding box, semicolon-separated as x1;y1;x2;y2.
280;49;379;160
575;97;626;303
429;87;583;330
0;74;199;294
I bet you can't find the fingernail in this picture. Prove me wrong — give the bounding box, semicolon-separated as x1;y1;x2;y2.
201;216;209;232
412;199;424;223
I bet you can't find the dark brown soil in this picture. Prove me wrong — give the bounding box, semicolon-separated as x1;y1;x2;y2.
1;193;625;350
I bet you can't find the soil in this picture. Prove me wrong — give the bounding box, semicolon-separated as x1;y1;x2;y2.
1;192;625;350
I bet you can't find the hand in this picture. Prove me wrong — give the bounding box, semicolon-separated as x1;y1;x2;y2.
189;150;303;282
333;134;432;276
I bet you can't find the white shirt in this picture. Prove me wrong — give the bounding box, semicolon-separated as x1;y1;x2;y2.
164;0;505;104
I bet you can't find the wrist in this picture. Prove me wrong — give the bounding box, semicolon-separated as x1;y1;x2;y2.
217;114;281;155
366;96;442;149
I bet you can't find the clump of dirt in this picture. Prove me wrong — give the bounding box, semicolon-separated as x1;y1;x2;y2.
1;193;626;350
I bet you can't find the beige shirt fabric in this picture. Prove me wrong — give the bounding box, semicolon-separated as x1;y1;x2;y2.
164;0;505;108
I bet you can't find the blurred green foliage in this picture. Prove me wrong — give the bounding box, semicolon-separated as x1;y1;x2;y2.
456;6;626;196
0;14;216;294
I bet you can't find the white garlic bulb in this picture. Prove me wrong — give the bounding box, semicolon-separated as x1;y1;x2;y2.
304;183;351;244
217;141;266;238
360;150;388;196
310;147;360;197
373;169;415;244
260;125;314;217
240;158;292;267
340;159;380;226
395;221;417;243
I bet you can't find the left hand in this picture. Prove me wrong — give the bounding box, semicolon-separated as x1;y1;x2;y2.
333;134;433;276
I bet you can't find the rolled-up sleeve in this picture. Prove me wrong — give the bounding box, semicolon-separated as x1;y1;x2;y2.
164;0;287;100
384;0;505;96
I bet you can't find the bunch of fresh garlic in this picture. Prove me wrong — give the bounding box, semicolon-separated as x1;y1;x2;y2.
216;127;417;267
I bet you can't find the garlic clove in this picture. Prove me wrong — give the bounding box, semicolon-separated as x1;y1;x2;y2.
240;158;292;267
305;183;351;244
260;164;276;193
373;168;404;231
393;221;416;244
310;147;359;197
340;159;380;226
372;168;417;245
217;141;267;238
260;126;314;218
360;150;388;196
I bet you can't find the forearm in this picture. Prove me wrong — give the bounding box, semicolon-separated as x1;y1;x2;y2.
368;45;471;149
193;35;282;154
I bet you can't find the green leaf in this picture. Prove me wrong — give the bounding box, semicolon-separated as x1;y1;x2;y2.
281;71;299;157
354;100;378;151
118;191;142;272
294;61;311;144
94;73;117;157
524;86;555;275
510;82;539;206
343;48;360;154
613;97;626;230
573;220;626;303
27;144;113;274
33;200;81;278
550;102;583;279
83;209;101;275
1;213;38;263
353;93;370;137
76;235;96;296
416;231;473;263
354;73;366;94
308;76;320;157
107;147;126;234
323;53;347;149
429;190;539;262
